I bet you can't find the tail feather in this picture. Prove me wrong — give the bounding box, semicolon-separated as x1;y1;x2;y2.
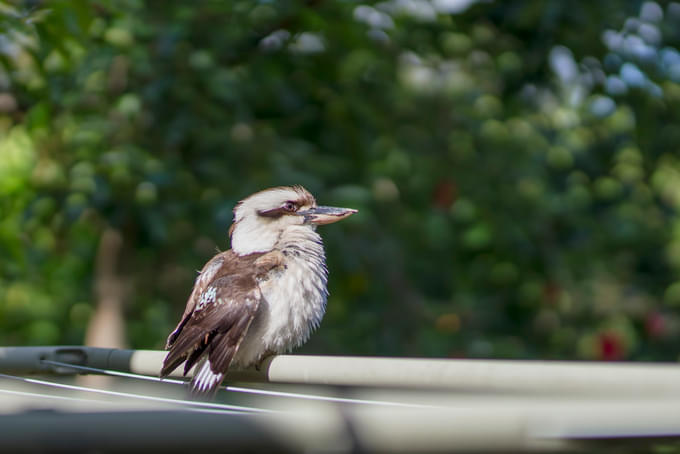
190;360;224;397
160;352;186;378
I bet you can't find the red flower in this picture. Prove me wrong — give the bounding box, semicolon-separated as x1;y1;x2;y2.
598;332;624;361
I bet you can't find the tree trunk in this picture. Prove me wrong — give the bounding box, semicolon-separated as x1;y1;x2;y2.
81;227;127;387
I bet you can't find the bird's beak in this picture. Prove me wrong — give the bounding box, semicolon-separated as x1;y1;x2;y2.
300;206;358;225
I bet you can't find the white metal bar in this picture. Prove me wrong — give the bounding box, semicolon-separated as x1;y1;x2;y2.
128;350;680;397
2;346;680;396
2;346;680;451
40;359;186;385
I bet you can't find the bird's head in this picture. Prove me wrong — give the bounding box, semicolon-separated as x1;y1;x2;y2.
229;185;357;255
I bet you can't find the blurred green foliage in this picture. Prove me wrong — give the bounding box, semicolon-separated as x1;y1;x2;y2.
1;0;680;362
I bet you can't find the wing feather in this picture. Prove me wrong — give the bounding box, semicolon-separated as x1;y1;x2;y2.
161;274;261;395
165;254;226;348
160;325;206;377
207;289;259;373
162;249;286;396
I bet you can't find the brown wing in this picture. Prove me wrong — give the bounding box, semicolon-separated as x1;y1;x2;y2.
161;249;286;394
164;252;228;349
160;273;261;378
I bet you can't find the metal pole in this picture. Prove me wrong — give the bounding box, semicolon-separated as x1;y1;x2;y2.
250;354;680;396
2;346;680;451
2;346;680;397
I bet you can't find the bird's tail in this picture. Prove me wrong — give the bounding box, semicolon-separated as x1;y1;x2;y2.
189;359;224;397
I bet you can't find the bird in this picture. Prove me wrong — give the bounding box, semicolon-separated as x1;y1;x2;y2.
160;185;357;396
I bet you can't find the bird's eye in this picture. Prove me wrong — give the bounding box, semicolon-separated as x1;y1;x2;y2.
283;201;298;212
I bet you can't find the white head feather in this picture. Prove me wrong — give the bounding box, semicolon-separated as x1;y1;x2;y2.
229;186;317;255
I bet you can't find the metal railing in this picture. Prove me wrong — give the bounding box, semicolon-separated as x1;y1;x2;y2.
1;345;679;453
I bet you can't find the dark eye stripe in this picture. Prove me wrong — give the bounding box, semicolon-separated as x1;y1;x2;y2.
258;201;299;217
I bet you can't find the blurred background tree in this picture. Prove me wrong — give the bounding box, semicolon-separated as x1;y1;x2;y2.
2;0;680;362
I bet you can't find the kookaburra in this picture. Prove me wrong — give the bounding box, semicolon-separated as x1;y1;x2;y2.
160;185;356;395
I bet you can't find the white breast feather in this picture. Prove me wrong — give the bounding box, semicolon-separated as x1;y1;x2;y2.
234;225;328;366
